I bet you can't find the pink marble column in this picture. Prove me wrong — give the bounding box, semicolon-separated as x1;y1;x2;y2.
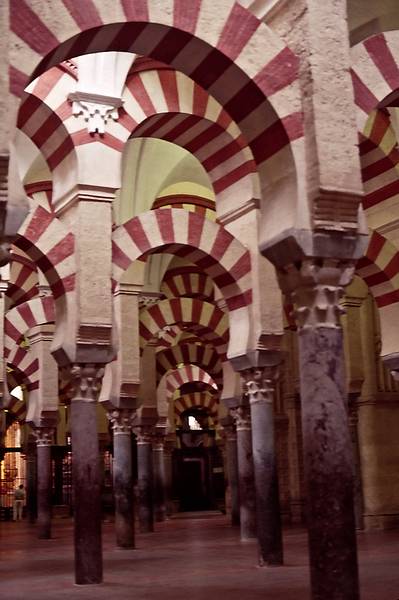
34;426;55;539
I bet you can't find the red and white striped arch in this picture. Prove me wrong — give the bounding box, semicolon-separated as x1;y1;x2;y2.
4;296;55;359
6;248;39;311
10;0;302;201
161;266;215;302
113;208;252;311
156;343;223;385
14;205;75;301
4;392;27;423
140;297;229;356
351;31;399;134
153;194;216;221
174;391;218;423
164;364;218;400
153;323;224;352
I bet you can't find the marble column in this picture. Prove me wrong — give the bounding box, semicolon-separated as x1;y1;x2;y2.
284;259;359;600
348;394;364;530
231;403;256;540
242;365;283;566
70;364;104;585
26;441;37;524
153;434;167;522
224;423;240;526
163;437;174;516
135;427;154;533
35;426;54;539
108;409;135;548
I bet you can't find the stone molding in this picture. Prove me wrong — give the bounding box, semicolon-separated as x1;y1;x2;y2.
277;258;355;329
70;363;104;403
107;408;136;435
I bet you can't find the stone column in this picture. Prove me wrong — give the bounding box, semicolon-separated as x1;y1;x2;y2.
164;437;174;516
280;259;359;600
348;394;364;530
34;426;54;539
231;403;256;540
224;423;240;526
242;365;283;566
70;364;104;585
26;440;37;523
153;433;167;522
135;427;154;533
108;409;135;548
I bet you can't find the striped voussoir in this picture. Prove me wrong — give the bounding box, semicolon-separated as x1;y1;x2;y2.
161;265;215;302
4;390;27;423
156;343;223;386
6;248;39;310
356;231;399;308
15;205;75;301
174;391;219;422
165;364;218;400
4;296;55;359
153;195;216;222
358;110;399;211
140;297;229;356
152;323;216;351
10;0;303;191
113;208;252;311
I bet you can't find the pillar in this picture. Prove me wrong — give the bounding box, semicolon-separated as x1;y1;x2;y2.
164;437;174;516
26;440;37;523
242;365;283;566
135;427;154;533
53;447;64;505
348;394;364;530
35;426;54;539
224;423;240;526
70;364;104;585
231;403;256;540
153;434;167;522
108;409;135;548
282;258;359;600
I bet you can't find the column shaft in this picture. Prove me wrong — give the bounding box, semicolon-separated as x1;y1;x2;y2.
153;443;167;522
26;444;37;524
250;398;283;565
37;443;52;539
137;439;154;532
225;433;240;526
113;431;135;548
299;327;359;600
235;407;256;540
71;399;102;584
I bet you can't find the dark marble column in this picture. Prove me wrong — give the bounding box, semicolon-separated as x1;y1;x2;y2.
26;441;37;523
153;435;167;522
348;394;364;530
286;259;360;600
231;404;256;540
224;424;240;526
242;365;283;566
35;426;54;539
70;364;104;585
135;427;154;533
53;448;64;505
163;438;174;516
108;409;135;548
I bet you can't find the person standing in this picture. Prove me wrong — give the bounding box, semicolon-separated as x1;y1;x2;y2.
13;484;25;521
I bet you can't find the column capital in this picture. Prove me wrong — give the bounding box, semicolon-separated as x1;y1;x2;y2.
221;422;237;443
277;258;355;330
230;405;251;431
70;363;105;403
33;426;55;447
134;425;154;445
241;365;279;406
107;408;135;435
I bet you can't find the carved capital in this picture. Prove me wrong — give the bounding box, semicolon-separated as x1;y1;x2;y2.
278;258;355;330
230;405;251;431
107;408;135;435
241;365;279;405
134;425;154;445
70;363;104;403
221;423;237;443
33;426;55;447
69;91;123;134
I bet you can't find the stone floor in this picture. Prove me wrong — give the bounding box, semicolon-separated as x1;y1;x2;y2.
1;513;399;599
